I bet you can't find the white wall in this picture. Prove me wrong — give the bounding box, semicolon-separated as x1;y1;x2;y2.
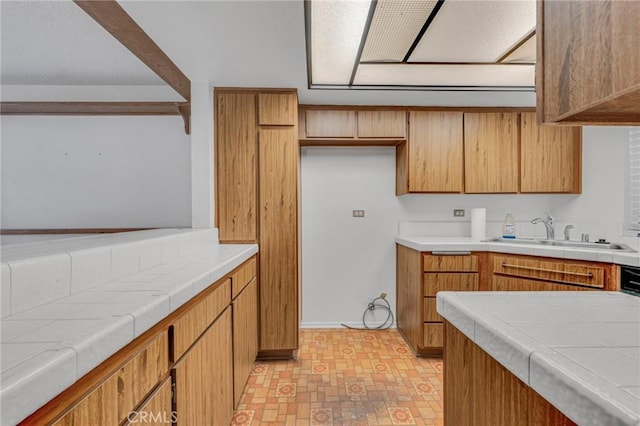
300;127;633;327
1;115;191;229
550;126;631;243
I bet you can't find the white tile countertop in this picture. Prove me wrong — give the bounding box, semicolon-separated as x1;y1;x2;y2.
396;236;640;267
437;291;640;426
0;229;258;425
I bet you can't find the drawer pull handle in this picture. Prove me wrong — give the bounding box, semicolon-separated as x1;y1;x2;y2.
501;263;593;278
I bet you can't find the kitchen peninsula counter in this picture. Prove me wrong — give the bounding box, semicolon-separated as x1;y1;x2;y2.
437;291;640;426
1;229;258;425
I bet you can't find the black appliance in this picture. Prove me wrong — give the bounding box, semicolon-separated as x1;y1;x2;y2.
621;265;640;296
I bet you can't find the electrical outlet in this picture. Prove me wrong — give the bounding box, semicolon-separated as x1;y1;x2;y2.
353;210;365;218
453;209;465;217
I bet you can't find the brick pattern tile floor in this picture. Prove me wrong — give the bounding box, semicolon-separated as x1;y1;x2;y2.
232;329;444;426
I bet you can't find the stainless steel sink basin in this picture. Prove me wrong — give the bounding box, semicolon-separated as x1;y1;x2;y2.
483;237;637;252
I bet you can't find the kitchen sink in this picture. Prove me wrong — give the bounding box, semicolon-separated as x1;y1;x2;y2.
483;237;637;252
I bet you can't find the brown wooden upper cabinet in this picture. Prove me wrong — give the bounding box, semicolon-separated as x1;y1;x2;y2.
398;111;463;194
258;93;297;125
537;0;640;124
520;113;582;193
216;92;258;243
300;108;406;143
305;110;355;138
357;111;406;138
464;112;519;193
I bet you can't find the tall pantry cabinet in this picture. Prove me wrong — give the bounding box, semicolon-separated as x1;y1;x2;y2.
215;88;299;358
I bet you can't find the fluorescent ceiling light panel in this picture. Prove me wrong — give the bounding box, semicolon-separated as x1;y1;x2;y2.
354;63;534;87
311;0;372;84
501;34;536;63
361;0;438;62
408;0;536;63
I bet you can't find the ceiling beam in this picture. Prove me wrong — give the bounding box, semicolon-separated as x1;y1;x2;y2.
74;0;191;102
0;101;191;134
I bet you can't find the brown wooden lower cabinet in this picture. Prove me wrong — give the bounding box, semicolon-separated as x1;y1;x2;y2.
23;256;259;426
397;247;620;357
173;308;234;426
233;278;259;406
444;321;575;426
124;378;173;426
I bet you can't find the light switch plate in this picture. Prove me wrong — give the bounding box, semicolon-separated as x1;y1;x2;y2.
453;209;465;217
353;210;365;218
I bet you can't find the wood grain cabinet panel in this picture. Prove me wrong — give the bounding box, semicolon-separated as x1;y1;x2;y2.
444;322;575;426
124;378;173;426
305;110;355;138
423;273;478;296
357;110;406;138
216;92;258;243
258;93;297;125
520;113;582;193
53;332;169;425
115;332;169;421
423;297;441;322
424;255;478;272
396;245;423;354
172;279;231;361
53;376;118;426
173;308;234;426
537;0;640;124
464;112;519;193
231;256;257;299
491;276;593;292
493;255;605;288
259;128;299;351
407;111;464;193
232;278;259;406
423;323;443;348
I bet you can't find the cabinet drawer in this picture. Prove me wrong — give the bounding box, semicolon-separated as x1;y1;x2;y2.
423;323;443;348
423;297;442;322
357;111;406;138
491;275;595;292
305;110;355;138
172;279;231;360
424;273;479;296
232;257;257;299
424;255;478;272
54;332;169;425
493;255;605;288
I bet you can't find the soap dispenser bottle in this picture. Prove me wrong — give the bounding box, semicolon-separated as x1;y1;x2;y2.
502;212;516;239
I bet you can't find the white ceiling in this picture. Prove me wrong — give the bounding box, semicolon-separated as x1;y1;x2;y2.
1;0;535;106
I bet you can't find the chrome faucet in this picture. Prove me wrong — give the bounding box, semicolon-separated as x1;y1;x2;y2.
532;213;555;240
564;224;574;241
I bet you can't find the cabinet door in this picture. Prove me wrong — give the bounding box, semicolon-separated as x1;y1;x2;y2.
232;278;259;406
216;92;258;243
357;111;406;138
538;0;640;124
258;93;297;125
259;128;299;351
491;276;593;292
464;113;519;193
520;112;581;193
53;376;118;425
408;111;463;192
124;378;173;426
173;308;233;426
305;110;355;138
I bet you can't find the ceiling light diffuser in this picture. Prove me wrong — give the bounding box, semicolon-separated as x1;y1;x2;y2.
310;0;372;85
